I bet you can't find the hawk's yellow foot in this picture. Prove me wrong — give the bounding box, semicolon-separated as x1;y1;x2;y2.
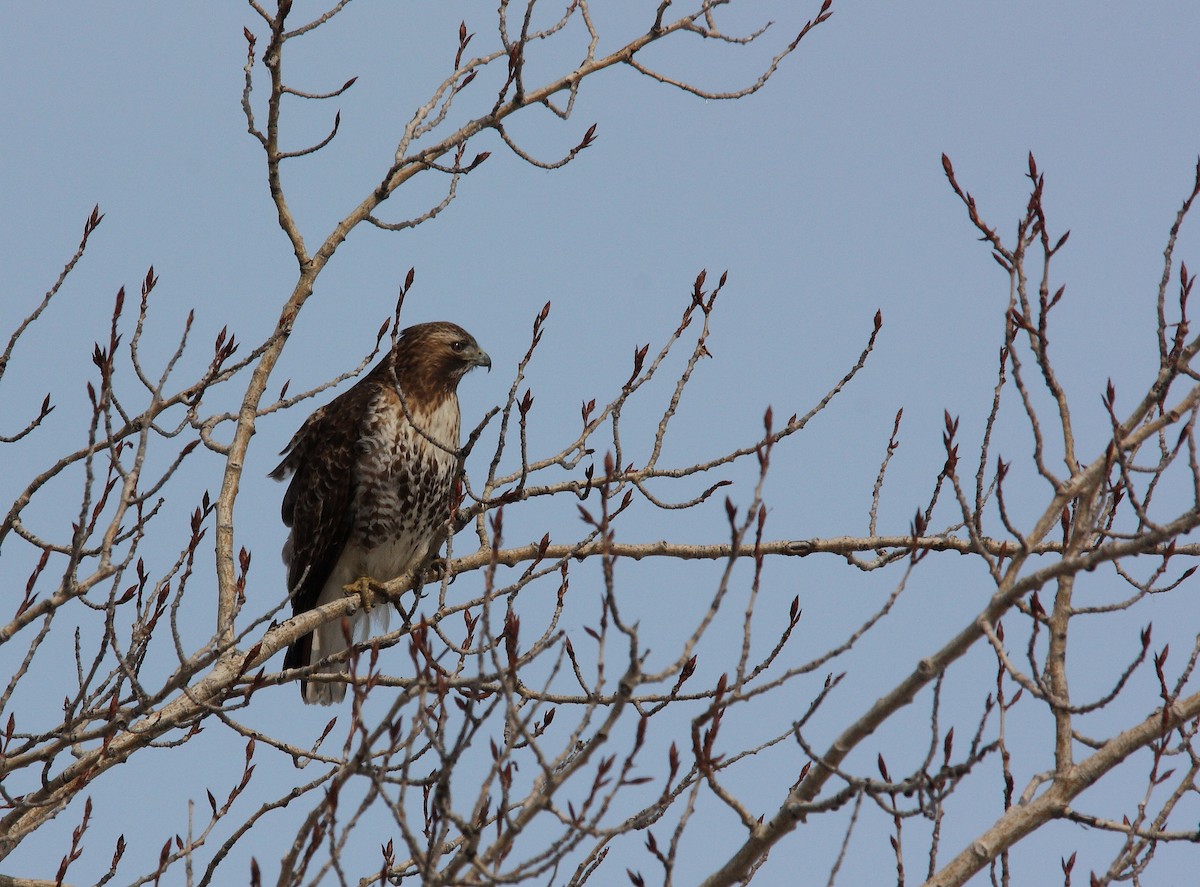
343;576;379;612
424;555;447;583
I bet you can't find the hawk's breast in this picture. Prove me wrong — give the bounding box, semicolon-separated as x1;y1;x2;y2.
351;386;461;580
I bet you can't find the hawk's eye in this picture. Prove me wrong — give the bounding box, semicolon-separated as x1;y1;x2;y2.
450;341;465;353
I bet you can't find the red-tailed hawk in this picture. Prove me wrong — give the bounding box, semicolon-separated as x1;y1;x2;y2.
271;322;490;704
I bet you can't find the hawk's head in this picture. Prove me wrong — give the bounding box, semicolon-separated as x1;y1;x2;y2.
395;321;491;397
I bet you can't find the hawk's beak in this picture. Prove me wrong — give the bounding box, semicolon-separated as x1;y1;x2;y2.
472;348;492;372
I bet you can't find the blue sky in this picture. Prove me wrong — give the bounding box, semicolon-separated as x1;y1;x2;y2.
3;2;1200;884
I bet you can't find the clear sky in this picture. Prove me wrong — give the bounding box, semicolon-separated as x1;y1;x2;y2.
3;2;1200;884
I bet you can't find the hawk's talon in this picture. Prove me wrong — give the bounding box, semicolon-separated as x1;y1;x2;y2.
424;555;447;583
343;576;378;612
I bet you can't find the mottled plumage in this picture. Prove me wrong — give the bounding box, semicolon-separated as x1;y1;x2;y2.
271;322;490;704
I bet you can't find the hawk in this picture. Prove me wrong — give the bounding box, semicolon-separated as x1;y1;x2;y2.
270;322;491;704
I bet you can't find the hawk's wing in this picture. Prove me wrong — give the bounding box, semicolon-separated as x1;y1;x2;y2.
270;382;368;671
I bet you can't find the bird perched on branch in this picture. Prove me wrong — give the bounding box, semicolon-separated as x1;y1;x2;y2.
271;322;491;704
